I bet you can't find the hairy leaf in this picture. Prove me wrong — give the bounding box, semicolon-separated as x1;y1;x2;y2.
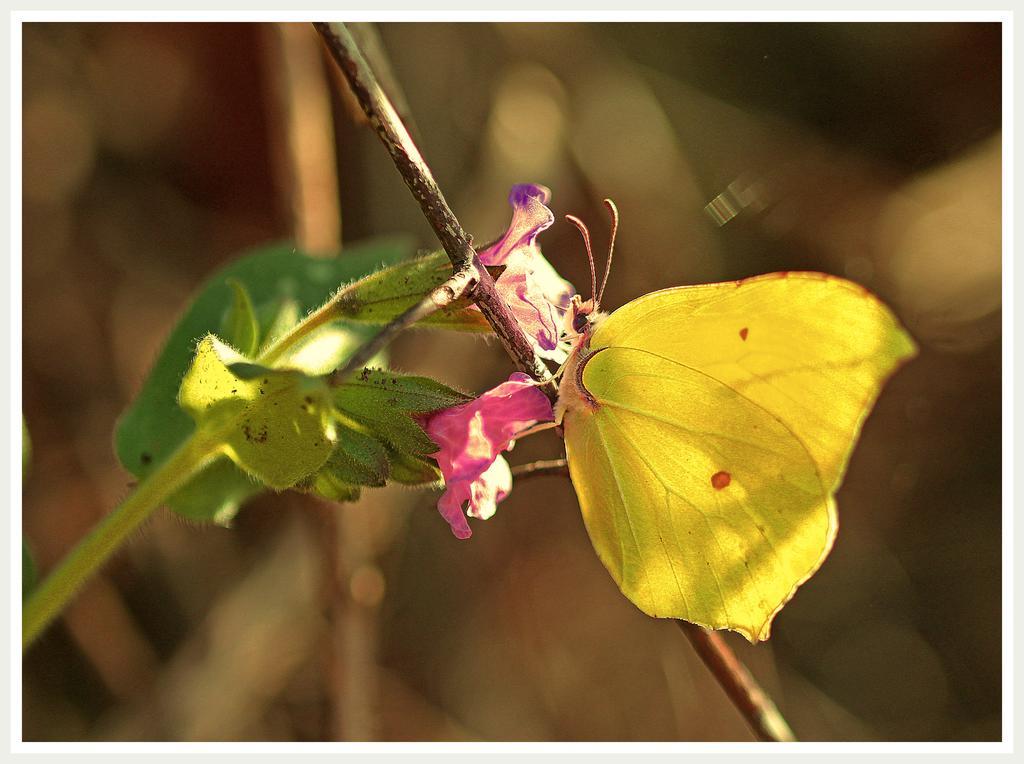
300;424;390;502
336;367;472;413
322;424;391;488
334;250;493;331
333;369;470;457
385;447;444;486
306;471;362;502
115;237;412;523
259;297;301;350
179;336;335;490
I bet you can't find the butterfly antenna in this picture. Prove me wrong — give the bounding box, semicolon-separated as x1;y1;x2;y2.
598;199;619;304
565;213;598;302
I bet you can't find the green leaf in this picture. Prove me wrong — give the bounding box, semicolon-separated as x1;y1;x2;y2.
306;471;362;502
384;447;443;486
22;539;37;600
303;372;459;497
337;367;472;413
179;336;335;490
334;250;492;331
222;279;260;356
164;457;261;525
322;424;390;488
333;368;470;457
309;368;465;492
115;237;412;523
300;425;390;502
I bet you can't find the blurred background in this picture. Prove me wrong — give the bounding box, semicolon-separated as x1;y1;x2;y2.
21;22;1001;741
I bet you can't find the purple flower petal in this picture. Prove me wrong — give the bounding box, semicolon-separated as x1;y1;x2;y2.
497;259;563;356
420;372;554;538
480;184;575;360
479;184;554;267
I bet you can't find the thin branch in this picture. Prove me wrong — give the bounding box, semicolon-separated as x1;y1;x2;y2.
511;458;570;480
327;264;478;385
347;23;421;145
676;621;796;742
313;21;796;744
313;21;554;392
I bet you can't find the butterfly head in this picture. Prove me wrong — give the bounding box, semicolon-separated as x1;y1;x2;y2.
564;293;603;342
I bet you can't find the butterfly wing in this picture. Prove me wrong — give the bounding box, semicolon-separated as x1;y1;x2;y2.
563;273;915;640
590;272;917;490
565;346;833;641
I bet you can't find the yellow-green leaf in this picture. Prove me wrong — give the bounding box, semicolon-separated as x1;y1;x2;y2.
179;335;335;490
115;237;413;523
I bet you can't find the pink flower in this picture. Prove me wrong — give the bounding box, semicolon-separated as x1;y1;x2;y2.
480;184;575;361
419;372;554;539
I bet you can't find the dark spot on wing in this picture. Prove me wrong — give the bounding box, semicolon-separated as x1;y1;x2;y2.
140;452;152;466
739;327;748;341
711;470;731;490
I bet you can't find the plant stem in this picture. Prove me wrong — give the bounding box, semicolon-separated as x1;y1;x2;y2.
327;264;477;386
22;431;223;650
257;290;348;365
676;621;796;742
313;21;554;392
510;458;570;480
21;239;471;651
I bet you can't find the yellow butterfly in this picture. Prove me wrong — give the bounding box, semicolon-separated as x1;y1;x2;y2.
555;201;916;642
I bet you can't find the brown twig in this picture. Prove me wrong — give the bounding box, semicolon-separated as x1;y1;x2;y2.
313;21;554;393
677;621;796;741
347;23;422;145
314;21;796;743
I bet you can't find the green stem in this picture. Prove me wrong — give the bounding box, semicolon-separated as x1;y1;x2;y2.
258;285;352;365
22;430;223;650
23;267;375;649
